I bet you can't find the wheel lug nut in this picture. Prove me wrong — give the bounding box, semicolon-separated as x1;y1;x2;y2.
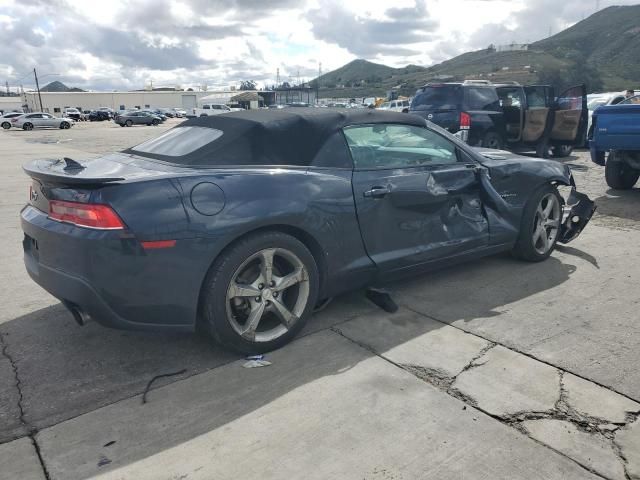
269;281;275;287
255;297;261;302
265;300;271;306
258;284;264;289
273;292;278;298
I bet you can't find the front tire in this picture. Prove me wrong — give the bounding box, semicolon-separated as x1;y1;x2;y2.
125;120;133;127
23;123;33;131
60;121;70;129
201;231;319;354
1;122;10;130
605;151;639;190
512;184;563;262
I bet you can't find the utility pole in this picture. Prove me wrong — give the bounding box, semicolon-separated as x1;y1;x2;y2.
34;68;43;111
316;62;322;104
5;81;9;96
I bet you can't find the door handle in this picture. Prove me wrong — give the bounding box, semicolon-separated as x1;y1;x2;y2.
363;186;391;198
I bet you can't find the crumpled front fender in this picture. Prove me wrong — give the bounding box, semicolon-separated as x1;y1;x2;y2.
558;188;596;244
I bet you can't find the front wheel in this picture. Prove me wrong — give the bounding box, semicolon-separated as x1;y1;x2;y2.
512;184;563;262
125;120;133;127
605;151;640;190
201;232;319;354
152;119;159;126
23;123;33;131
60;122;70;129
1;122;10;130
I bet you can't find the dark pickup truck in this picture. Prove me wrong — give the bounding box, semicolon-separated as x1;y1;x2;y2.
590;98;640;189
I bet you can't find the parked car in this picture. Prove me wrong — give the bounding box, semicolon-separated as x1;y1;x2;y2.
172;108;187;118
409;81;587;158
13;112;73;130
192;103;234;117
63;108;82;121
158;108;175;118
97;107;114;117
88;111;111;122
378;99;410;113
115;111;162;126
589;99;640;189
1;112;24;129
21;109;595;354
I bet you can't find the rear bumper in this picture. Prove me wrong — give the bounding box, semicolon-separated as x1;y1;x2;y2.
21;205;200;333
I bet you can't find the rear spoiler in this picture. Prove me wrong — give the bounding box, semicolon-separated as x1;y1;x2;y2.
23;158;125;185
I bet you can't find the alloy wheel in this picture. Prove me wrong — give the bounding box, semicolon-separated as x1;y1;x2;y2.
532;193;561;255
226;248;309;343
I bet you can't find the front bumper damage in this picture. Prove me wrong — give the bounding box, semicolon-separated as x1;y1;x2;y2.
558;188;596;244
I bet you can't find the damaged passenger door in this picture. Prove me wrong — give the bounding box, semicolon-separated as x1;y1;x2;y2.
346;124;489;272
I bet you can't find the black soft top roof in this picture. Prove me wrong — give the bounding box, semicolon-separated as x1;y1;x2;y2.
124;108;427;167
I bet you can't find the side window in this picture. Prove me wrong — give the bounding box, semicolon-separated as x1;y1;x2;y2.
54;108;61;113
343;124;457;169
525;87;549;108
465;87;500;111
203;105;211;110
28;114;41;118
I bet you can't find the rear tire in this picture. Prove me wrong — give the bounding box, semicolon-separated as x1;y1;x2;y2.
512;184;563;262
481;131;503;150
536;138;551;159
23;123;33;131
1;122;10;130
605;151;640;190
551;145;573;158
201;231;319;354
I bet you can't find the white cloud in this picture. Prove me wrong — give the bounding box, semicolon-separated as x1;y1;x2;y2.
0;0;638;91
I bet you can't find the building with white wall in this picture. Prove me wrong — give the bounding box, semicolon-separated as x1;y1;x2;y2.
0;96;24;113
22;90;217;114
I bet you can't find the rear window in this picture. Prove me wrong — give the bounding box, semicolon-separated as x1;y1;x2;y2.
465;87;500;110
410;85;461;111
131;126;222;157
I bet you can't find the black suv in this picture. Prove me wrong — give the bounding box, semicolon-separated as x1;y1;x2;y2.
409;81;588;158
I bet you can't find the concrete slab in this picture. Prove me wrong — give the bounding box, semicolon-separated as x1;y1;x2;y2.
395;223;640;401
452;345;559;416
524;419;626;480
563;372;640;424
337;307;490;379
616;419;640;480
37;331;600;480
0;437;45;480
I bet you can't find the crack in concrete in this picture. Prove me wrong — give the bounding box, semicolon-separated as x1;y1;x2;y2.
0;332;51;480
456;342;496;376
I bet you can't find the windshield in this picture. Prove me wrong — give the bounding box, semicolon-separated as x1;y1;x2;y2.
587;98;608;110
131;126;223;157
410;85;461;111
620;95;640;105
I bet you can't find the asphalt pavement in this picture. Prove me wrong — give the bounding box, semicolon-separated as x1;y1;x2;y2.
1;120;639;479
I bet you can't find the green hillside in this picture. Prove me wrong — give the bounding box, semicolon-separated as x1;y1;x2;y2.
317;4;640;99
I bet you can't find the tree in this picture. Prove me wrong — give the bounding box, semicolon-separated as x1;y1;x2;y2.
240;80;257;90
537;58;603;94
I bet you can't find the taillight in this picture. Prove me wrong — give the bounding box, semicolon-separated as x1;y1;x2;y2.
49;200;124;230
460;112;471;129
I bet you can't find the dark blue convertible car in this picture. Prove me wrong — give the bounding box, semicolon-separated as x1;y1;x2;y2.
21;109;595;353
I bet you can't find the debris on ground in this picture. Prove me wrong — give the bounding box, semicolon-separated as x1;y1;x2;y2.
365;288;399;313
242;355;272;368
141;369;187;404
